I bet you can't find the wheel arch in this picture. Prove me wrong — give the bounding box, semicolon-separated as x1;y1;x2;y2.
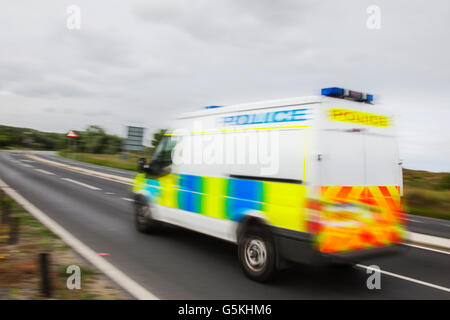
236;210;270;243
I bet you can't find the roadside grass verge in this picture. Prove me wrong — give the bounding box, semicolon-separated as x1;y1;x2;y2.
402;169;450;220
403;187;450;221
0;193;126;300
58;151;141;172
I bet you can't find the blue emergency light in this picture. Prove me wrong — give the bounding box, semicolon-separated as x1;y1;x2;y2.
205;105;222;109
321;87;373;103
321;87;344;96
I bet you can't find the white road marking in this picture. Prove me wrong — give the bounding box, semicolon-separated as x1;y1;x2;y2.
34;168;55;175
406;218;420;223
20;163;34;168
121;198;134;202
403;243;450;255
21;159;35;163
27;154;132;185
357;264;450;293
41;154;132;177
408;232;450;250
0;178;158;300
61;178;102;190
105;192;115;195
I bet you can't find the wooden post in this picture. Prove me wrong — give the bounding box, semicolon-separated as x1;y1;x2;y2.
8;216;20;245
39;253;52;298
1;197;11;225
0;189;4;225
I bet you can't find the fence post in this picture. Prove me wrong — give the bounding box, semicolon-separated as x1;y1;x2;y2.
8;217;20;245
1;196;12;225
39;253;52;298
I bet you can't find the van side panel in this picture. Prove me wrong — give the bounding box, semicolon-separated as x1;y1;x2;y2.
133;173;309;242
263;182;307;232
133;102;318;242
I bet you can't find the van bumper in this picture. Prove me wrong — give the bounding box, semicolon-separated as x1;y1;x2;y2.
321;244;402;265
271;227;402;266
271;227;317;265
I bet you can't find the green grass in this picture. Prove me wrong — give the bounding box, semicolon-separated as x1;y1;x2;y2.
402;169;450;220
58;265;98;279
10;213;44;228
8;288;20;298
58;151;143;171
0;194;124;300
30;227;60;239
403;168;450;190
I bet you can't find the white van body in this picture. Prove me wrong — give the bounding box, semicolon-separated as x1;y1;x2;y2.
133;92;406;279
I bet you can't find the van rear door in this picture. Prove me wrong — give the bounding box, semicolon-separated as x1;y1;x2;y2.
315;101;406;254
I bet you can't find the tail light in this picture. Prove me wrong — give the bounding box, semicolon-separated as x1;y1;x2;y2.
396;210;407;225
306;199;322;211
307;218;322;234
306;199;323;234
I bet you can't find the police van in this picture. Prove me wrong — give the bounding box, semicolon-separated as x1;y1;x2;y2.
133;87;406;282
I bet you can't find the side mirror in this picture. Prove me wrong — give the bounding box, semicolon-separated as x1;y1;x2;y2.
147;160;171;176
160;162;172;175
137;158;147;173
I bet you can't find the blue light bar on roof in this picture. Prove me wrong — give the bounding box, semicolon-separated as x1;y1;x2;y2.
205;105;222;109
321;87;344;96
321;87;374;103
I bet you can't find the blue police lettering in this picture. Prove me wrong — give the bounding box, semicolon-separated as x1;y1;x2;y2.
221;108;310;126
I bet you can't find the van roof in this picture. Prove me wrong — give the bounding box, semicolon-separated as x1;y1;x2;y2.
176;95;323;119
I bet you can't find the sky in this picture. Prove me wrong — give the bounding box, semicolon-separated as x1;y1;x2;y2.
0;0;449;172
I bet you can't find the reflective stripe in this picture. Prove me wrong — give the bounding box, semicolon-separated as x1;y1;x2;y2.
165;125;310;136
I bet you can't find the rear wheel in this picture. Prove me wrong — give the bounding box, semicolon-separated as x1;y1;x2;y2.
238;226;276;282
135;197;159;234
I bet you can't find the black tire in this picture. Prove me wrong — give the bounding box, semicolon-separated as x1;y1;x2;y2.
238;225;276;282
134;196;159;234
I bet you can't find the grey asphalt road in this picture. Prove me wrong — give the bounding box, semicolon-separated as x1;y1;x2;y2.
0;150;449;299
405;214;450;239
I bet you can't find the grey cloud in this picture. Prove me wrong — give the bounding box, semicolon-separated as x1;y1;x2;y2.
82;110;113;117
0;0;449;172
133;0;317;48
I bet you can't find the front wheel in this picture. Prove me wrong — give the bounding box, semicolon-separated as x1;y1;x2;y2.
134;197;159;234
238;226;276;282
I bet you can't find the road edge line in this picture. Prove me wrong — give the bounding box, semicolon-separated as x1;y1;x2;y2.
0;178;158;300
407;232;450;251
403;243;450;255
26;154;133;185
357;264;450;293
